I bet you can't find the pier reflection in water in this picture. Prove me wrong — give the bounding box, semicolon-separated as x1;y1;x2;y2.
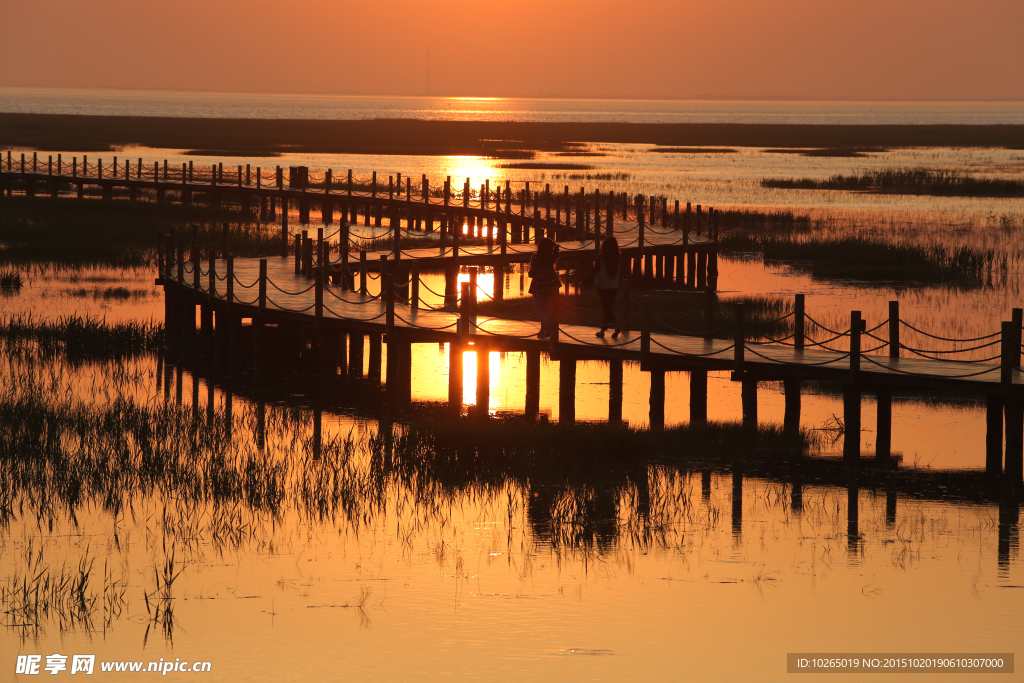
3;250;1024;680
2;343;1022;680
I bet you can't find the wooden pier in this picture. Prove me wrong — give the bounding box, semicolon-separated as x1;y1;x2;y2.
0;152;720;290
155;242;1024;488
3;151;1022;487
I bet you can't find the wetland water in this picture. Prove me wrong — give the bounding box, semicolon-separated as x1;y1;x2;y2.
3;97;1024;680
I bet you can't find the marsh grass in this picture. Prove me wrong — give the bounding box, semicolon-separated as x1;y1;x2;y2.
67;286;152;300
762;168;1024;197
0;196;258;267
721;232;1002;285
0;315;163;361
1;270;24;291
0;542;126;640
499;162;595;171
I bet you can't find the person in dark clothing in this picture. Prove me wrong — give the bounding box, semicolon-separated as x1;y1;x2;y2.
587;235;621;338
528;238;561;338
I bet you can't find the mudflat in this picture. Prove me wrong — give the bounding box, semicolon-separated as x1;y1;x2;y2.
1;113;1023;157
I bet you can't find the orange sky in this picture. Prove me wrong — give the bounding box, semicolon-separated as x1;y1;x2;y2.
2;0;1022;101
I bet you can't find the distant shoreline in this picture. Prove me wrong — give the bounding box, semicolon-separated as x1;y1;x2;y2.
1;113;1022;158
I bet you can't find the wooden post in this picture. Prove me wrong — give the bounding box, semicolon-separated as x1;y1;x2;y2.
410;265;420;309
783;379;801;435
253;259;267;385
640;295;652;370
607;359;623;424
686;249;697;290
448;340;463;413
988;393;1004;474
475;343;489;418
690;370;708;426
850;311;862;378
315;264;324;324
348;333;364;378
794;294;805;350
368;334;382;385
1006;394;1024;485
507;346;535;421
876;387;892;459
359;250;367;295
649;368;665;432
1014;307;1023;369
558;357;576;425
741;378;757;430
844;382;862;461
733;302;745;372
1002;321;1015;386
889;301;900;357
637;195;647;277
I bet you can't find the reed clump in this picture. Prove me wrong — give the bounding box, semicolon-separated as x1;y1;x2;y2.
0;196;252;267
761;168;1024;197
721;232;1001;284
0;270;23;292
0;314;164;361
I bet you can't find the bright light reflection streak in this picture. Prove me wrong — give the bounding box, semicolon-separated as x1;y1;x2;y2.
461;349;503;413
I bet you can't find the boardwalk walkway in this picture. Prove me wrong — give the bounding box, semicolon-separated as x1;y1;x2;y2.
2;151;1021;482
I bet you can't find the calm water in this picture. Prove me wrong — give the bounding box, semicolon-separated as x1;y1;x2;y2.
3;96;1024;680
3;87;1024;125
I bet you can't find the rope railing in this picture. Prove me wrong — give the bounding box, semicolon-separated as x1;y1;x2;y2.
322;286;381;304
649;337;732;356
395;312;460;331
899;339;1001;355
745;345;851;367
861;354;1001;379
265;296;316;314
267;279;316;296
900;320;1001;344
558;327;640;347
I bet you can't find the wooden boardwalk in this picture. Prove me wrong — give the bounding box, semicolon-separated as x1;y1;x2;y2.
3;153;722;288
3;151;1022;482
155;250;1024;485
213;255;1020;390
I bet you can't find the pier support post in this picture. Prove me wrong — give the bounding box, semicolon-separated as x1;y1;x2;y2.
525;350;540;418
448;341;463;414
847;485;859;552
987;394;1004;474
783;379;801;435
998;499;1019;574
689;370;708;426
876;387;892;460
731;469;743;540
1005;394;1024;485
843;383;862;461
368;334;382;385
741;378;757;429
475;344;489;418
649;368;665;431
608;359;623;424
385;336;400;404
348;333;364;378
559;357;576;425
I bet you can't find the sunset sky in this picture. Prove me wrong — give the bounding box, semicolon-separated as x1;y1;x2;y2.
2;0;1022;101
